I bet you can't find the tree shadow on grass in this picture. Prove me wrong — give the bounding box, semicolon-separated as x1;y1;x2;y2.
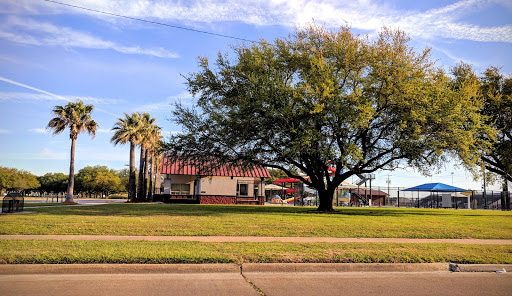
33;203;313;217
30;203;512;218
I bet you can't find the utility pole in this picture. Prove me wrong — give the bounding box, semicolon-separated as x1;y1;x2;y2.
386;175;391;206
368;174;375;206
451;172;454;186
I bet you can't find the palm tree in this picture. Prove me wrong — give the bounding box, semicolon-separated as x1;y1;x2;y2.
111;112;143;202
153;150;164;195
147;131;163;201
47;100;97;203
137;113;157;201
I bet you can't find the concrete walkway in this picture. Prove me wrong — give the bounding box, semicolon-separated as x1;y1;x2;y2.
1;234;511;244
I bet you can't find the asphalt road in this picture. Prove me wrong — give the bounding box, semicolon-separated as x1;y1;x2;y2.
1;270;510;296
246;271;512;296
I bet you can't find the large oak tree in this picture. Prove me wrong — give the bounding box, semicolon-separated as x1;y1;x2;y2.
167;24;491;211
479;67;512;184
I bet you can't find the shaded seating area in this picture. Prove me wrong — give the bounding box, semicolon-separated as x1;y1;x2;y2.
402;183;468;209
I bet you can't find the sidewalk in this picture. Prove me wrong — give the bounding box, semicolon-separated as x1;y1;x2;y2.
1;234;511;244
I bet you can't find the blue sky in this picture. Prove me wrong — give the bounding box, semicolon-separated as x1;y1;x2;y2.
0;0;511;190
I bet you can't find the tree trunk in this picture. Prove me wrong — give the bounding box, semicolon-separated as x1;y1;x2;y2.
137;146;145;201
148;153;154;201
65;136;76;203
129;142;137;202
155;157;162;195
143;148;149;201
316;188;334;212
503;178;510;211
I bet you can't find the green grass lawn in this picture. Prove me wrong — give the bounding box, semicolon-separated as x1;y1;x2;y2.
1;204;511;239
2;240;511;264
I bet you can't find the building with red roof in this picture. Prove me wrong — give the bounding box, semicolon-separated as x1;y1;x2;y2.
158;155;270;205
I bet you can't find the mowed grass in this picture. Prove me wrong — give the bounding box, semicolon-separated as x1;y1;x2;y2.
1;240;511;264
1;204;511;239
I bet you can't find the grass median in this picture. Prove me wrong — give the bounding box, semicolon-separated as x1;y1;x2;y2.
1;204;511;239
1;239;511;264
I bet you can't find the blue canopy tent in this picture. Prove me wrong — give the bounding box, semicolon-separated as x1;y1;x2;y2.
402;183;468;208
403;183;467;192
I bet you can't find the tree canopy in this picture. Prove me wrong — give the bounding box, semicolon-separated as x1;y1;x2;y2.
479;66;512;183
0;167;40;193
38;172;68;194
167;24;492;211
75;165;122;198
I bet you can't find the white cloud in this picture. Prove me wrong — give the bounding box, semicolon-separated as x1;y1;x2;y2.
0;15;179;58
0;129;11;134
24;146;127;161
29;128;49;134
28;147;68;160
37;0;511;43
136;91;193;113
1;1;510;44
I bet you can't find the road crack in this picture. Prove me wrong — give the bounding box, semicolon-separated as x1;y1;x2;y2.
240;265;266;296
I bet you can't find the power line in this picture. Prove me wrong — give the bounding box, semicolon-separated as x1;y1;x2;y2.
43;0;261;44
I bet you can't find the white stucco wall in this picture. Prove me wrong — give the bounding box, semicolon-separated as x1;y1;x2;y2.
163;175;194;194
163;174;261;196
200;176;258;196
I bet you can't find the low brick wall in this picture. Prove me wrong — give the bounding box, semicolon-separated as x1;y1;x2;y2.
154;194;264;205
236;197;265;205
199;195;236;205
155;194;198;204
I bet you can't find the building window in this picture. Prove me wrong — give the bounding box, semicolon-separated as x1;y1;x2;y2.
171;184;190;195
238;184;248;196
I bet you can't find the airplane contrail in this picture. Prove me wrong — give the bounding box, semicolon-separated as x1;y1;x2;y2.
0;76;70;102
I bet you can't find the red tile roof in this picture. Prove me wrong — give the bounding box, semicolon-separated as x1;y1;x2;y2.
160;156;271;178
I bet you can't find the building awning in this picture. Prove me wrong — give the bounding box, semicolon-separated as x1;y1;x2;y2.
160;156;270;178
274;178;302;184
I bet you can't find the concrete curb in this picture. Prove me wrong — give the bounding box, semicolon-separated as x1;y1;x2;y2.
1;263;510;275
242;263;451;273
449;264;510;273
0;264;241;275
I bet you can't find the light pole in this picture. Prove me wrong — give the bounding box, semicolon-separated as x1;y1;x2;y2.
368;174;375;206
386;175;391;205
451;172;454;186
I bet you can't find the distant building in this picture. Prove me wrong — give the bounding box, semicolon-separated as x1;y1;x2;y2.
158;156;270;205
349;189;389;206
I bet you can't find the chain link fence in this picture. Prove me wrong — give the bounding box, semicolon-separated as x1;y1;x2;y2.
267;184;511;210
